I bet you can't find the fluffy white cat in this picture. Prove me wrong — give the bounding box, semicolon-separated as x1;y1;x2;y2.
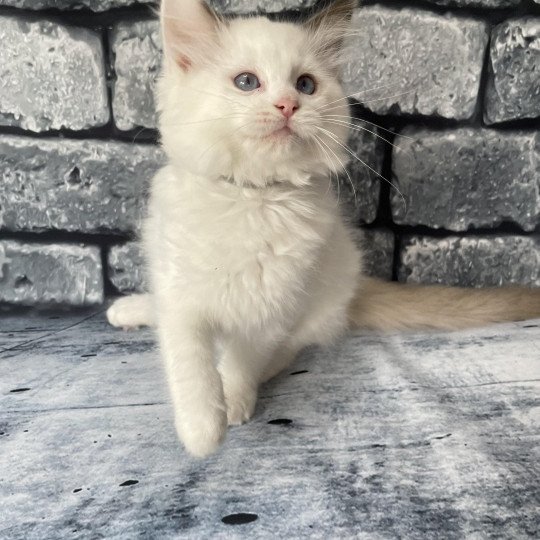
108;0;540;457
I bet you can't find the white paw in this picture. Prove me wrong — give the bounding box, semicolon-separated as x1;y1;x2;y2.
223;383;257;426
107;294;153;329
176;406;228;458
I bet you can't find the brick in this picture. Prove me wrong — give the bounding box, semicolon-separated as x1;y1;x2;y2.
111;21;161;131
399;236;540;287
0;0;314;10
0;241;103;306
422;0;519;6
341;7;488;120
351;228;395;281
0;135;165;234
391;128;540;232
108;242;146;293
210;0;317;14
484;18;540;124
0;15;109;132
338;120;384;224
0;0;153;10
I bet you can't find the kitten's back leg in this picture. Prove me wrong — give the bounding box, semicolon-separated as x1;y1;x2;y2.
107;293;154;329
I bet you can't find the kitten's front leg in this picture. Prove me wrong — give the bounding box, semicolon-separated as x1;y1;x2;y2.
157;311;227;457
219;336;278;426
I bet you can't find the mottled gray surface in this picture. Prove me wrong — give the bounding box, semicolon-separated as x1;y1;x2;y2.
0;0;317;12
108;242;146;293
341;7;489;120
339;119;384;224
423;0;520;6
111;20;161;131
392;128;540;232
400;236;540;287
485;18;540;125
0;15;109;132
0;242;103;306
353;228;395;281
0;0;153;10
0;135;164;234
1;311;539;538
210;0;317;14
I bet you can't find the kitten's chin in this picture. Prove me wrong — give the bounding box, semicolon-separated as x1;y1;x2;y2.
261;126;293;141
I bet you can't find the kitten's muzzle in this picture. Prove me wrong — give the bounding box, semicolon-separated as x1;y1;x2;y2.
274;97;299;119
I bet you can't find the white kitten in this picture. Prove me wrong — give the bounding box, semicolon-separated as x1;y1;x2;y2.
108;0;540;457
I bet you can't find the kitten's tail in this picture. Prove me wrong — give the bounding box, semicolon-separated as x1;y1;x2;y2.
349;277;540;331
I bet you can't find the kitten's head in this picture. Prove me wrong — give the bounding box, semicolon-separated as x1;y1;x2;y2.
158;0;354;187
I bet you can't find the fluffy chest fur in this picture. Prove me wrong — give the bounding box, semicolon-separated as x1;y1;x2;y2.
144;166;341;330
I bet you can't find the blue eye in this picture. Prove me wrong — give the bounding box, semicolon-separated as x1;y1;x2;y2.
297;75;316;95
234;72;260;91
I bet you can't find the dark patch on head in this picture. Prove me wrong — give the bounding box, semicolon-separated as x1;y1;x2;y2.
267;418;292;425
73;488;82;493
10;387;31;393
290;369;308;375
221;513;258;525
119;479;138;487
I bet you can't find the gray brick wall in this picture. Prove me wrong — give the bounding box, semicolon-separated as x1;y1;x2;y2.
0;0;538;307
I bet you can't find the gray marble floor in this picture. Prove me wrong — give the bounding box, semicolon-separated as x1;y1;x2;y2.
1;309;539;539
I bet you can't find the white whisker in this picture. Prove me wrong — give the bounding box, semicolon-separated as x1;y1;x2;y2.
318;134;358;209
198;121;252;162
315;126;407;209
321;115;415;140
316;82;408;112
320;119;412;156
312;134;339;201
321;88;418;115
165;115;249;128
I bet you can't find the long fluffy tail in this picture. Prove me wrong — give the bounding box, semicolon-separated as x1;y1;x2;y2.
349;277;540;331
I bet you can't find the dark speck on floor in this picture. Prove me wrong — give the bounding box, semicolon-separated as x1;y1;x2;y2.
119;480;139;487
221;513;259;525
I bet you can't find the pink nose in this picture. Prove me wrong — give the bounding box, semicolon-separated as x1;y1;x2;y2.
275;98;299;118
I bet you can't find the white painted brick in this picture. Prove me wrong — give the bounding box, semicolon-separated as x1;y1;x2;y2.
341;7;489;120
0;15;109;132
0;136;165;234
0;241;103;306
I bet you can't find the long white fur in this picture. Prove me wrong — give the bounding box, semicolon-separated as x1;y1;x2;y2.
108;0;361;457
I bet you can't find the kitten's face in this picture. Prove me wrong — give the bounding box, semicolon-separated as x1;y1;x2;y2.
158;3;350;186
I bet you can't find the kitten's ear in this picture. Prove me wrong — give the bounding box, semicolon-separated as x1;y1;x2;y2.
160;0;221;71
304;0;356;54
